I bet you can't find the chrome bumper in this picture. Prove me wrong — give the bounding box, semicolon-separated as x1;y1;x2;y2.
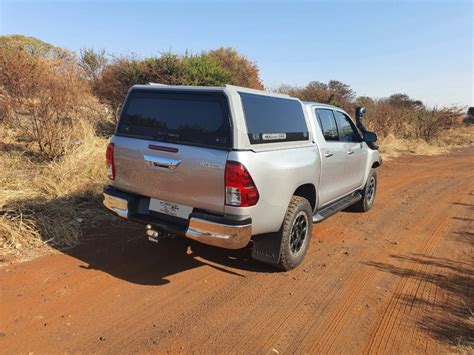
185;217;252;249
103;194;128;219
103;190;252;250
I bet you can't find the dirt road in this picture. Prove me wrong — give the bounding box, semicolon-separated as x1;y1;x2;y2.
1;148;473;353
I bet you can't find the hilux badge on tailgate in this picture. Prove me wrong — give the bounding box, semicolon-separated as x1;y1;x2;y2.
200;161;223;170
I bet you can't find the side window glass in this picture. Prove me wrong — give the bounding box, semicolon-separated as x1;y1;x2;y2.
316;109;339;141
239;92;309;144
334;111;360;142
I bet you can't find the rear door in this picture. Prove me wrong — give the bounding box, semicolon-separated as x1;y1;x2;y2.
111;89;232;214
314;109;348;205
333;110;367;191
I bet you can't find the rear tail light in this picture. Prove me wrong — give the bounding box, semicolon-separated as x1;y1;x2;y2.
106;143;115;180
225;161;259;207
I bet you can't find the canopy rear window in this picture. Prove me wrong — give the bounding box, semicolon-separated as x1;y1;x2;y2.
117;90;231;149
239;92;309;144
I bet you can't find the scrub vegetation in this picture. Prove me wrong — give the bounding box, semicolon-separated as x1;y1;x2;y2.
278;83;470;153
0;34;472;257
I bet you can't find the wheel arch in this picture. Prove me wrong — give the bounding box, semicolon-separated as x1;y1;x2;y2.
293;183;317;213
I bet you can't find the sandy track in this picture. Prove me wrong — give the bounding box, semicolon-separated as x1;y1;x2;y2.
1;148;473;353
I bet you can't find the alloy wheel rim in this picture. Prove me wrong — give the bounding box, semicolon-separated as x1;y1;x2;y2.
367;177;376;205
289;211;308;255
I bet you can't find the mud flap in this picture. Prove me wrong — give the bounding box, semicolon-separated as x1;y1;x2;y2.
251;232;282;266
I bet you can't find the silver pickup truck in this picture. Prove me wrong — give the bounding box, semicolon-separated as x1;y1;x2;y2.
103;84;381;270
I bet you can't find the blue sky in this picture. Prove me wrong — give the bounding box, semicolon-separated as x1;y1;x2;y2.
1;0;472;107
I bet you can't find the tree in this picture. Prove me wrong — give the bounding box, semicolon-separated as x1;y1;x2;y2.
388;93;424;109
278;80;355;113
79;48;108;81
207;47;264;89
464;107;474;124
278;81;331;103
467;107;474;117
0;34;71;60
355;96;375;107
328;80;355;103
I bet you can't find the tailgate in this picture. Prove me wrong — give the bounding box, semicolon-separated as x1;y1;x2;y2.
110;87;233;214
112;136;228;214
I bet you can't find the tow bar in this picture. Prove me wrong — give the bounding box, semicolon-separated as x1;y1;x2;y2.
146;224;163;243
146;224;176;243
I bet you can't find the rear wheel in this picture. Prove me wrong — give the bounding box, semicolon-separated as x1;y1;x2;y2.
352;169;377;212
278;196;313;270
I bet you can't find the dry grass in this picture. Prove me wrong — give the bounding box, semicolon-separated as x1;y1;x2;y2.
379;125;474;160
0;123;112;259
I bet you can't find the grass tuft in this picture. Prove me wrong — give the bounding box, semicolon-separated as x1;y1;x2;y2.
0;123;112;258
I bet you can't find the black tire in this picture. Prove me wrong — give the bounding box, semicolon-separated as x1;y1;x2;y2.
278;196;313;271
352;169;377;212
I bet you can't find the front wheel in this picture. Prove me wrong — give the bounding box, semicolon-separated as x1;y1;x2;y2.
352;169;377;212
278;196;313;271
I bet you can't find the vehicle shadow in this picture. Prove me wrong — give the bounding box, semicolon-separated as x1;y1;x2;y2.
60;216;278;286
17;191;280;286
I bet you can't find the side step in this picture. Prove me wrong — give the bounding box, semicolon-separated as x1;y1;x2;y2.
313;192;362;223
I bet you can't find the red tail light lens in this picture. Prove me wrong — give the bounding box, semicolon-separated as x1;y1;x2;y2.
225;161;259;207
106;143;115;180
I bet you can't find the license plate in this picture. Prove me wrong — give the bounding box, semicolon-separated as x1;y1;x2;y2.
149;198;193;219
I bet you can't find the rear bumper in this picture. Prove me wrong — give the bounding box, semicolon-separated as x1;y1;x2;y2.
186;217;252;249
103;193;128;218
103;186;252;249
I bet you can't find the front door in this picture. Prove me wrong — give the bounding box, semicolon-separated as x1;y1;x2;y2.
333;110;367;191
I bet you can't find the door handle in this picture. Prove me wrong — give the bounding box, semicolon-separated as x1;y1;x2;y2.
324;152;334;158
347;150;354;155
144;155;181;170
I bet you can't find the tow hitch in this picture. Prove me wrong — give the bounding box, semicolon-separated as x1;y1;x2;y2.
145;225;176;243
146;224;163;243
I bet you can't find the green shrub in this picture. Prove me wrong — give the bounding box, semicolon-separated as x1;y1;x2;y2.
93;52;232;112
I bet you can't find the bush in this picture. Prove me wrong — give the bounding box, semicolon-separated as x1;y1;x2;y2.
207;47;264;90
94;49;265;112
93;53;232;112
0;46;105;159
278;80;355;114
412;107;462;142
359;98;461;142
182;54;232;86
79;47;108;81
279;79;463;143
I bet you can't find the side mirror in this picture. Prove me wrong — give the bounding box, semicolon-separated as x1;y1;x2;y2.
363;131;377;143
